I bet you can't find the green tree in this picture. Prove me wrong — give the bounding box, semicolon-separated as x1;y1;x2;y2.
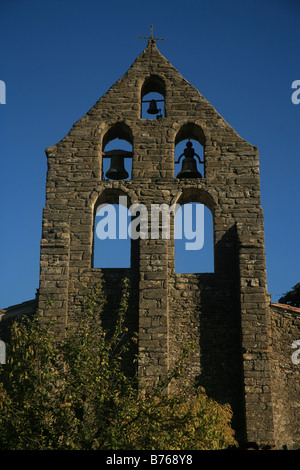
0;279;237;450
279;282;300;308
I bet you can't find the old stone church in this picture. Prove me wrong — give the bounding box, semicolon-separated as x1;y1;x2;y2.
1;37;299;449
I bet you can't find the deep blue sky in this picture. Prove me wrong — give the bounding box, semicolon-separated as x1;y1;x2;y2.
1;0;299;308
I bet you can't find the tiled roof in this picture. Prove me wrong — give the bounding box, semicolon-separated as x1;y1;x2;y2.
271;302;300;314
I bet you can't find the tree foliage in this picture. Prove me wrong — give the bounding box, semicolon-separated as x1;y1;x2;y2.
279;282;300;308
0;279;237;450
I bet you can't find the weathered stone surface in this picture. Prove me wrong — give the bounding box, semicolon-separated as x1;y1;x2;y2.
33;39;299;449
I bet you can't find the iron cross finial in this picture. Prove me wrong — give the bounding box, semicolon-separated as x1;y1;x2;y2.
138;25;165;42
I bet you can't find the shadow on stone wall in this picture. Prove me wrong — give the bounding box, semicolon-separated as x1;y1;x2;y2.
196;224;246;443
99;269;139;378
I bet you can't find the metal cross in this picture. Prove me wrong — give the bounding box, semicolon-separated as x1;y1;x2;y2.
138;25;165;42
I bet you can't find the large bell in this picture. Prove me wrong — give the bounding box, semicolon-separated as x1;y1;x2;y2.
176;141;203;179
147;99;159;115
105;155;129;180
176;157;202;179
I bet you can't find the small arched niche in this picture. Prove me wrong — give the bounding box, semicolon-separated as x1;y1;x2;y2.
174;123;205;179
174;189;214;273
102;123;133;181
141;75;165;119
93;190;132;268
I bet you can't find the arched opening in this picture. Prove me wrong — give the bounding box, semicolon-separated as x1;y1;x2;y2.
175;123;205;179
141;75;165;119
175;201;214;273
102;123;133;181
93;192;132;268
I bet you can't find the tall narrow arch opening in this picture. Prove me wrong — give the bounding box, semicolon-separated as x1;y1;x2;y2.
93;191;132;268
175;203;214;273
141;75;165;119
102;123;133;181
175;123;205;179
174;189;214;273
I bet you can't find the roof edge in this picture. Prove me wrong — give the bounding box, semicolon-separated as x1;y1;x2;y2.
271;302;300;314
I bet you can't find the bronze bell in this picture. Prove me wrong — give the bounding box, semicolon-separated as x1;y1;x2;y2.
147;99;159;114
105;154;129;180
176;141;203;179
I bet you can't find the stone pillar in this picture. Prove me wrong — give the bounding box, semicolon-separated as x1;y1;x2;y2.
237;223;275;446
138;233;169;388
38;208;70;334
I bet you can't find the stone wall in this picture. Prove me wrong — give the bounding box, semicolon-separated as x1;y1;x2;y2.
36;39;288;447
168;272;245;438
270;303;300;449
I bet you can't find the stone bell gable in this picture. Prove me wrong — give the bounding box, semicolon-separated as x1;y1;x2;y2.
32;38;299;449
